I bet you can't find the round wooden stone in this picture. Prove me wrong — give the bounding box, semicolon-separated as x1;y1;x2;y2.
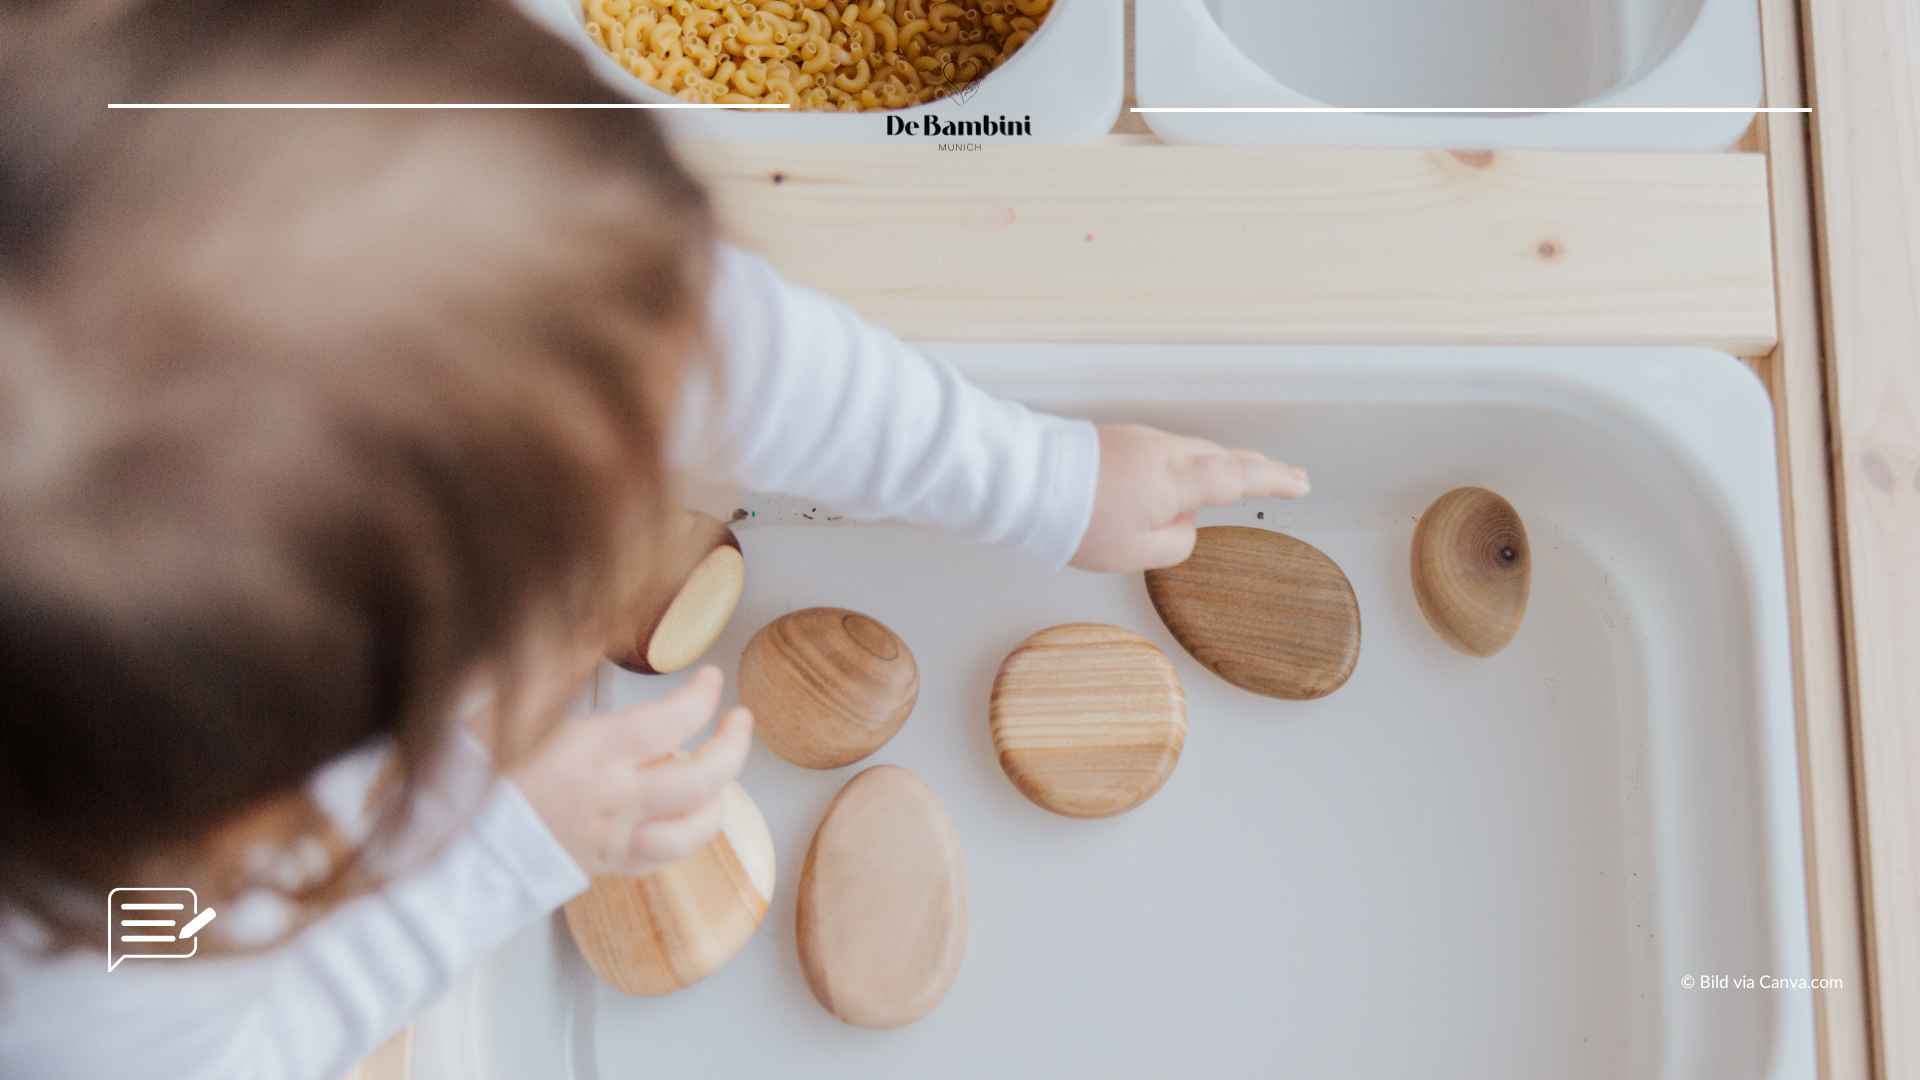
1411;486;1531;657
989;623;1187;819
738;607;919;769
563;783;775;996
1144;526;1361;700
609;511;744;675
797;765;967;1029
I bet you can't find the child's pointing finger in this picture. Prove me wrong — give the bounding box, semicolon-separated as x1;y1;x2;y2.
1173;451;1309;514
1072;425;1314;573
1232;450;1311;500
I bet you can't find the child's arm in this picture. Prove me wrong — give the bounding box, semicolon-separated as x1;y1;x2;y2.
0;676;745;1080
674;248;1309;573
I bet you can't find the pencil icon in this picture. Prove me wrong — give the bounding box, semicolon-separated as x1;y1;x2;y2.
176;907;218;941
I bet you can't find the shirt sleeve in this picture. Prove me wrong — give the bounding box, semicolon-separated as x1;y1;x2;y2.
227;777;587;1078
0;751;586;1080
672;245;1101;570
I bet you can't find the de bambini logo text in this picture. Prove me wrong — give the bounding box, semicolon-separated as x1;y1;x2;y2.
885;114;1034;138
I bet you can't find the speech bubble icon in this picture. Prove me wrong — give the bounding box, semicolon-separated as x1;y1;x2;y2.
107;887;202;972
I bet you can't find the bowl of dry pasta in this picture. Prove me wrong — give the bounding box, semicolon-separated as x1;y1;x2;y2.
513;0;1123;140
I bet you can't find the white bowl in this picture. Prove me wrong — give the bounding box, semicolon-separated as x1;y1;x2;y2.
1136;0;1763;149
511;0;1122;142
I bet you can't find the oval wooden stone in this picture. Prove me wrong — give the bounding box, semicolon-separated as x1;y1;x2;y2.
989;623;1187;819
738;608;919;769
1144;526;1361;700
564;783;775;996
797;765;966;1029
1411;486;1531;657
610;511;744;675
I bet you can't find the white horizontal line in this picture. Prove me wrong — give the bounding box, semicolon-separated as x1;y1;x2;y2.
119;903;185;910
107;102;788;111
119;935;179;943
1132;106;1810;114
120;920;177;927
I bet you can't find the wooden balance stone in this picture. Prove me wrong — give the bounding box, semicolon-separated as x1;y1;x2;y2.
1145;525;1362;700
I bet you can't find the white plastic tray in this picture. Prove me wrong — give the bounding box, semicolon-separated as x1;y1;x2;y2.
1136;0;1763;149
413;346;1812;1079
509;0;1122;142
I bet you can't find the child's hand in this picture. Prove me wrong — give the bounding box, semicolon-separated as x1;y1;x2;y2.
1071;423;1311;572
511;667;753;877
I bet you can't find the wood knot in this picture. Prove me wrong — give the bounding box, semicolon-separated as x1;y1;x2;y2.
1536;239;1564;261
841;612;901;661
771;171;788;185
1451;149;1496;169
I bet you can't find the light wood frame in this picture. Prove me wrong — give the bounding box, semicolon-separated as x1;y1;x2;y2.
1795;0;1920;1074
1753;0;1874;1074
348;0;1903;1075
693;142;1778;353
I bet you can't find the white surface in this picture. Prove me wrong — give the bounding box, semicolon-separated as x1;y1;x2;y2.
1137;0;1763;148
414;347;1812;1079
509;0;1122;142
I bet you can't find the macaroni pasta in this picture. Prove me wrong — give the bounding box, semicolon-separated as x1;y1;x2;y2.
581;0;1055;111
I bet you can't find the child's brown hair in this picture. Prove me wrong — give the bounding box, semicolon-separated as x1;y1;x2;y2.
0;0;715;946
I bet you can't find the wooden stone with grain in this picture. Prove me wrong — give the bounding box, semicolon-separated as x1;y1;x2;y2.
1144;526;1362;700
989;623;1187;818
738;607;919;769
609;511;745;675
796;765;966;1029
1411;487;1531;657
563;783;775;996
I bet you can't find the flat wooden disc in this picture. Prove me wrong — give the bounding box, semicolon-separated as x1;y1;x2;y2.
1144;526;1361;700
564;783;775;996
797;766;967;1029
738;607;919;769
610;512;744;675
989;623;1187;819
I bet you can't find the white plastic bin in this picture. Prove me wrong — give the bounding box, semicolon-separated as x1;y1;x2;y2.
1136;0;1763;148
410;346;1813;1080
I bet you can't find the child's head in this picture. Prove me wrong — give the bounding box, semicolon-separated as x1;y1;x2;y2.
0;0;714;943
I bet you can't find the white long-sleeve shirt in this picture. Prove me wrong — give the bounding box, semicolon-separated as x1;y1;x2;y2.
674;249;1098;565
0;247;1100;1080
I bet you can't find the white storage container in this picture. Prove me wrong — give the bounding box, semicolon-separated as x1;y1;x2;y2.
511;0;1122;142
410;346;1813;1080
1136;0;1764;149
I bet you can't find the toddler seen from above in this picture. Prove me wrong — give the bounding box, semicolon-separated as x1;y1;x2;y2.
0;3;1307;1076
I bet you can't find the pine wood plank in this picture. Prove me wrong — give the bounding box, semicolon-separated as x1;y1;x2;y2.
1800;0;1920;1074
1753;0;1876;1075
689;142;1778;354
